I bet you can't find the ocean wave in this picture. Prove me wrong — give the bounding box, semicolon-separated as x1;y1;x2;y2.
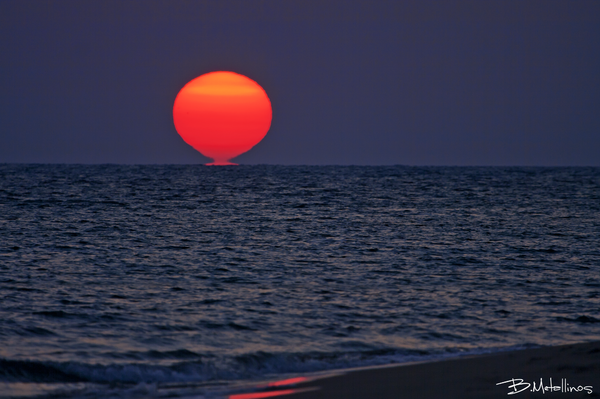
0;346;531;385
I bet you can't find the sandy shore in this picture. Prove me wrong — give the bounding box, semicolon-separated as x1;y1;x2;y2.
230;341;600;399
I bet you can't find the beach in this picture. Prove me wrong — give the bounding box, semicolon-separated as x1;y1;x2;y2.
232;341;600;399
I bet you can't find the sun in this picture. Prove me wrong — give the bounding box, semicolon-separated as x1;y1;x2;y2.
172;71;272;165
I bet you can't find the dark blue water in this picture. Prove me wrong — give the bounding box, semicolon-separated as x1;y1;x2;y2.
1;165;599;398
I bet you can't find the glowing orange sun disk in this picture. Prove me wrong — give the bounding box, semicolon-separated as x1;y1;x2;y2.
173;71;272;165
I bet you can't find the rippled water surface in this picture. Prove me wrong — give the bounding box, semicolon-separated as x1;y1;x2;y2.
1;165;599;397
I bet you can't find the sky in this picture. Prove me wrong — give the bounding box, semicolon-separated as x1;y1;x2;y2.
1;0;599;166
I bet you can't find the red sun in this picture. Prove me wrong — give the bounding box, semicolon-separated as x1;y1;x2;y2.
173;71;272;165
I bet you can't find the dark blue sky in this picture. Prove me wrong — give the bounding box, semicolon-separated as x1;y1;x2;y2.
1;0;599;165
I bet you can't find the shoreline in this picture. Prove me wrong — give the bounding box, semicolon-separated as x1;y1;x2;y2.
230;341;600;399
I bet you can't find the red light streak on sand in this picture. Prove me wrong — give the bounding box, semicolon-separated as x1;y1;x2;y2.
267;377;308;387
229;377;312;399
173;71;272;165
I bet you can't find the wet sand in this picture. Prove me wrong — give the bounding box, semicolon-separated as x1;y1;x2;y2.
231;341;600;399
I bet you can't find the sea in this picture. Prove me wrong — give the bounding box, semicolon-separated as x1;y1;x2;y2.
1;164;599;398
